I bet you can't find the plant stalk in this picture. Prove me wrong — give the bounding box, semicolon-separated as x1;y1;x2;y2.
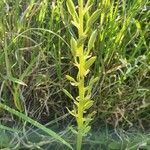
76;0;84;149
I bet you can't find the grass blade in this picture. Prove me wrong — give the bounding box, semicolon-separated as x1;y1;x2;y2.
0;102;73;150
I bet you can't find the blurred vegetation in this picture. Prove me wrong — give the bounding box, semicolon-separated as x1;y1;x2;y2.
0;0;149;149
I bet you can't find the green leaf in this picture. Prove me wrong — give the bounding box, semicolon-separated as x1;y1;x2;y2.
88;30;98;53
66;75;76;83
66;0;78;23
83;100;94;110
74;101;79;107
71;21;80;29
69;126;78;134
77;35;87;47
85;0;94;8
38;0;47;22
84;0;94;14
66;107;76;117
86;9;101;32
70;37;77;56
83;125;91;136
89;76;99;85
0;124;21;133
85;56;96;70
4;76;27;86
84;6;92;15
86;111;97;119
12;87;24;112
63;89;75;101
0;103;73;150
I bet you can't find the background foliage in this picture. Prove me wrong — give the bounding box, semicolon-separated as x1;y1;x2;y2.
0;0;149;149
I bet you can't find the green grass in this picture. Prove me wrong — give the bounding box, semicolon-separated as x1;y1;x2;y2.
0;0;149;149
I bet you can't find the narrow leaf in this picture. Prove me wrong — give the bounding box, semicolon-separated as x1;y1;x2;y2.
66;0;79;23
83;126;91;136
66;75;76;83
4;76;27;86
70;37;77;56
85;0;94;8
84;5;92;15
83;100;94;110
63;89;75;101
86;9;101;32
0;103;73;150
88;30;98;53
69;126;78;134
84;0;94;14
77;35;87;47
89;76;99;85
71;21;80;29
0;124;21;133
85;56;96;70
66;107;76;117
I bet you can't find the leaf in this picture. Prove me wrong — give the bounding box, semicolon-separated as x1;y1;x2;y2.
77;35;87;47
86;9;101;32
83;100;94;110
89;76;99;85
70;37;77;56
0;124;21;133
4;76;27;86
0;103;73;150
85;76;99;95
83;97;91;105
13;88;24;112
79;64;87;77
85;56;96;70
66;107;76;117
83;125;91;136
83;6;91;15
71;21;80;29
88;30;98;53
86;111;97;119
85;0;94;8
38;0;47;22
66;75;76;83
69;126;78;134
66;0;78;23
74;101;79;107
62;89;75;101
84;0;94;15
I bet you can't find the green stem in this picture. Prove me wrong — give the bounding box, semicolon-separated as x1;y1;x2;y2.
76;0;84;150
76;73;84;150
76;130;83;150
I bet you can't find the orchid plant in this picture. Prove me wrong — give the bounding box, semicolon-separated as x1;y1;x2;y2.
63;0;100;149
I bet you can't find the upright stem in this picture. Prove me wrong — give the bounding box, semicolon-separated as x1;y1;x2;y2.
76;0;84;150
